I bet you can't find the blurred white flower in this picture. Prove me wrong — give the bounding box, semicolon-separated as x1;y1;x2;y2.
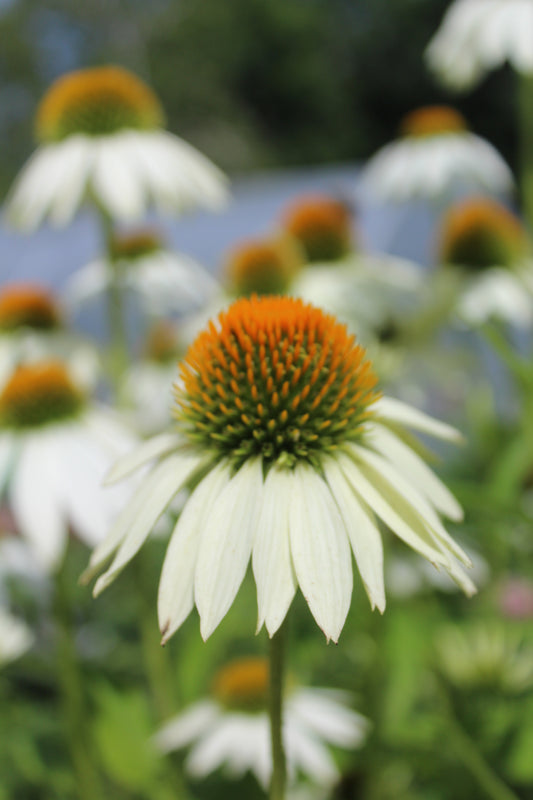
154;657;368;791
0;282;100;392
426;0;533;91
291;253;426;344
64;229;219;319
6;66;228;231
85;296;474;646
360;106;513;202
437;197;533;327
0;606;33;666
0;359;137;571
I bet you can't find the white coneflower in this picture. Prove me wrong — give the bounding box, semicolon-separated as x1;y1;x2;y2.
426;0;533;91
0;282;99;391
6;65;229;231
64;228;219;318
437;197;533;327
154;656;368;791
0;359;137;571
360;106;513;202
85;296;474;644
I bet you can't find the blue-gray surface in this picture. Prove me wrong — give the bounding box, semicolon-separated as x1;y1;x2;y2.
0;162;437;287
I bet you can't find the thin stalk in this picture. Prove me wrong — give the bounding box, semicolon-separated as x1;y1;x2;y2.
268;620;288;800
441;688;520;800
518;73;533;233
96;208;129;399
54;562;104;800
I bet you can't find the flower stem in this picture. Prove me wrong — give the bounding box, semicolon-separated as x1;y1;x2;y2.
518;73;533;233
268;620;288;800
54;561;103;800
441;689;520;800
97;208;129;400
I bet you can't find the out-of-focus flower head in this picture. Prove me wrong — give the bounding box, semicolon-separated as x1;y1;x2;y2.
6;65;229;230
438;198;533;326
0;358;137;571
224;236;303;297
84;295;474;645
65;226;218;318
282;195;354;263
360;105;513;203
435;623;533;694
426;0;533;91
154;655;368;791
0;282;100;391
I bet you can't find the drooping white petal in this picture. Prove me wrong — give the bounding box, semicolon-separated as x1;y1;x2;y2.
63;260;111;309
368;423;463;521
374;396;463;442
91;451;203;594
288;464;352;643
185;715;264;780
289;688;369;748
195;458;263;640
104;432;185;485
153;700;219;752
90;136;146;221
323;458;385;613
158;462;232;644
351;444;472;567
10;435;67;571
253;466;297;636
48;136;93;226
337;452;450;568
0;608;34;665
285;716;339;786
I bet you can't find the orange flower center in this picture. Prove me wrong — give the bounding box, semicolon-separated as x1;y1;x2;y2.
282;195;353;263
0;284;60;332
401;106;467;138
224;237;302;296
175;296;378;469
439;198;528;270
0;361;84;429
212;657;269;712
110;229;163;262
36;66;164;142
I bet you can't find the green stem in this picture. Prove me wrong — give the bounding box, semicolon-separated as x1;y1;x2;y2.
441;690;520;800
133;559;177;720
268;620;288;800
54;562;104;800
518;72;533;233
97;209;129;400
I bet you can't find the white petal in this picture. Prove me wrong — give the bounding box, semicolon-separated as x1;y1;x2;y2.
337;452;450;568
351;444;471;567
374;396;463;442
323;458;385;613
158;462;231;644
194;458;263;640
92;452;203;594
185;715;264;780
48;136;93;226
90;136;146;221
63;260;111;309
153;700;219;752
369;423;463;521
104;432;184;485
289;688;368;748
10;435;67;571
253;466;297;636
288;464;352;643
285;717;339;785
0;608;34;665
